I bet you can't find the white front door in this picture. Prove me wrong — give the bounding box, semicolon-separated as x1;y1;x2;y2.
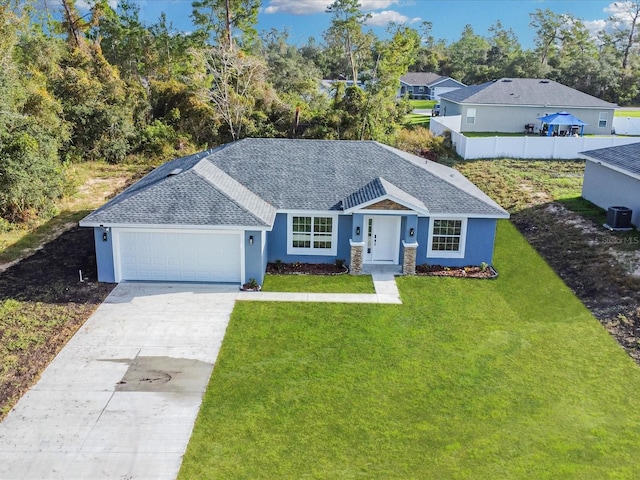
364;216;401;264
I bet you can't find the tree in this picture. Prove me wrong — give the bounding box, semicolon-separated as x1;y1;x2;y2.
486;21;523;79
324;0;373;82
410;21;447;73
191;0;260;49
360;25;420;140
529;8;576;71
443;25;490;84
0;3;66;221
197;47;273;141
607;1;640;69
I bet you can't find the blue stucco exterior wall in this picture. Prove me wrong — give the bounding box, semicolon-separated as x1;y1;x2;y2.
90;215;499;285
415;217;498;267
93;227;115;283
267;213;352;264
244;230;265;284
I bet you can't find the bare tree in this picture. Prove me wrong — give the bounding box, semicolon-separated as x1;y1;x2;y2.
608;1;640;69
198;47;267;140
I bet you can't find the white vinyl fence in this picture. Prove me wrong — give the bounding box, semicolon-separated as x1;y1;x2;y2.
431;116;640;160
613;116;640;136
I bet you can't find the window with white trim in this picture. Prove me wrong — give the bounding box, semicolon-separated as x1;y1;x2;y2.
427;218;467;258
288;214;337;255
598;112;608;128
466;108;476;125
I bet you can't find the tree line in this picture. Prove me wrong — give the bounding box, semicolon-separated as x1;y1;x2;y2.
2;0;640;224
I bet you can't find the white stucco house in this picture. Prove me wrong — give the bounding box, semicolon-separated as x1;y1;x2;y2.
581;142;640;228
438;78;618;135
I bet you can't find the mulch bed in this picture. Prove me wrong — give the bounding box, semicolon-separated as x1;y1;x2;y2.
415;264;498;278
265;262;497;278
266;262;348;275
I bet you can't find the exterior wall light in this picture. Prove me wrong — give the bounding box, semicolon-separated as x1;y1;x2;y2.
409;228;415;237
356;226;361;235
249;235;254;246
101;226;110;242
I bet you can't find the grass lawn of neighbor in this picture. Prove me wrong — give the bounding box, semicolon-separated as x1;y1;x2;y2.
179;220;640;479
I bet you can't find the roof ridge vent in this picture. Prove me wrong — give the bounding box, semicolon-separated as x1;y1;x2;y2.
502;78;512;82
167;168;183;177
539;79;550;83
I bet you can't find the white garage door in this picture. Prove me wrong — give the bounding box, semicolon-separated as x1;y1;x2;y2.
116;229;242;283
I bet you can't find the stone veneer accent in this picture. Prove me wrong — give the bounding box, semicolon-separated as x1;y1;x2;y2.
402;242;418;275
365;199;410;211
349;241;364;275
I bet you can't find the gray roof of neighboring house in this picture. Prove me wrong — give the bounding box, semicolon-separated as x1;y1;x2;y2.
400;72;464;87
439;78;617;108
81;139;509;228
581;142;640;178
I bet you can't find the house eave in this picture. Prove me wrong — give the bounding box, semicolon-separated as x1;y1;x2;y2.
442;99;616;109
78;221;273;231
583;157;640;182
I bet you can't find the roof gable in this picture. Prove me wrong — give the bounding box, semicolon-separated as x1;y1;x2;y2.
440;78;617;108
342;177;429;214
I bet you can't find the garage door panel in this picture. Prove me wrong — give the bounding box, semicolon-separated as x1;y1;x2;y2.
118;230;242;283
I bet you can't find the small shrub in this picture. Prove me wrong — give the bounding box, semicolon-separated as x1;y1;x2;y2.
335;259;345;268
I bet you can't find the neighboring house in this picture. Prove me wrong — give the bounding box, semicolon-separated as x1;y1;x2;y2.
399;73;466;100
581;142;640;228
438;78;617;135
320;79;364;95
80;139;509;285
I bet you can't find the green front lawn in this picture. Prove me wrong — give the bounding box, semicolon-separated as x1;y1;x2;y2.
409;99;437;109
263;273;374;293
179;220;640;479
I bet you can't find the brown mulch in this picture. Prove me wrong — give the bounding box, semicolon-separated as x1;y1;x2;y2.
415;264;497;278
266;262;348;275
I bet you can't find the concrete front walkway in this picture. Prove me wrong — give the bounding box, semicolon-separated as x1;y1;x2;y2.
0;273;401;479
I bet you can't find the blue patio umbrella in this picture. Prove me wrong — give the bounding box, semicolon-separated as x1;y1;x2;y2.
538;111;587;136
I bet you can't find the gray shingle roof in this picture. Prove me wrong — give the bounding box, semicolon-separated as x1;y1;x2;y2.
81;139;508;228
440;78;617;108
581;142;640;178
400;72;461;87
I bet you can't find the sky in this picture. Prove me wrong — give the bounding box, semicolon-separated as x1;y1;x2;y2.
79;0;626;48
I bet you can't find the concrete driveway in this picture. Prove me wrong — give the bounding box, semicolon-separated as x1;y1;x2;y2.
0;283;238;480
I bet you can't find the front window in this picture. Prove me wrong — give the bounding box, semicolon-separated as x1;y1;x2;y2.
598;112;608;128
288;214;337;255
466;108;476;125
427;218;467;258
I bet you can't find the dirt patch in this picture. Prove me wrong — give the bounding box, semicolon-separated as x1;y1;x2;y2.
512;202;640;363
0;227;115;419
